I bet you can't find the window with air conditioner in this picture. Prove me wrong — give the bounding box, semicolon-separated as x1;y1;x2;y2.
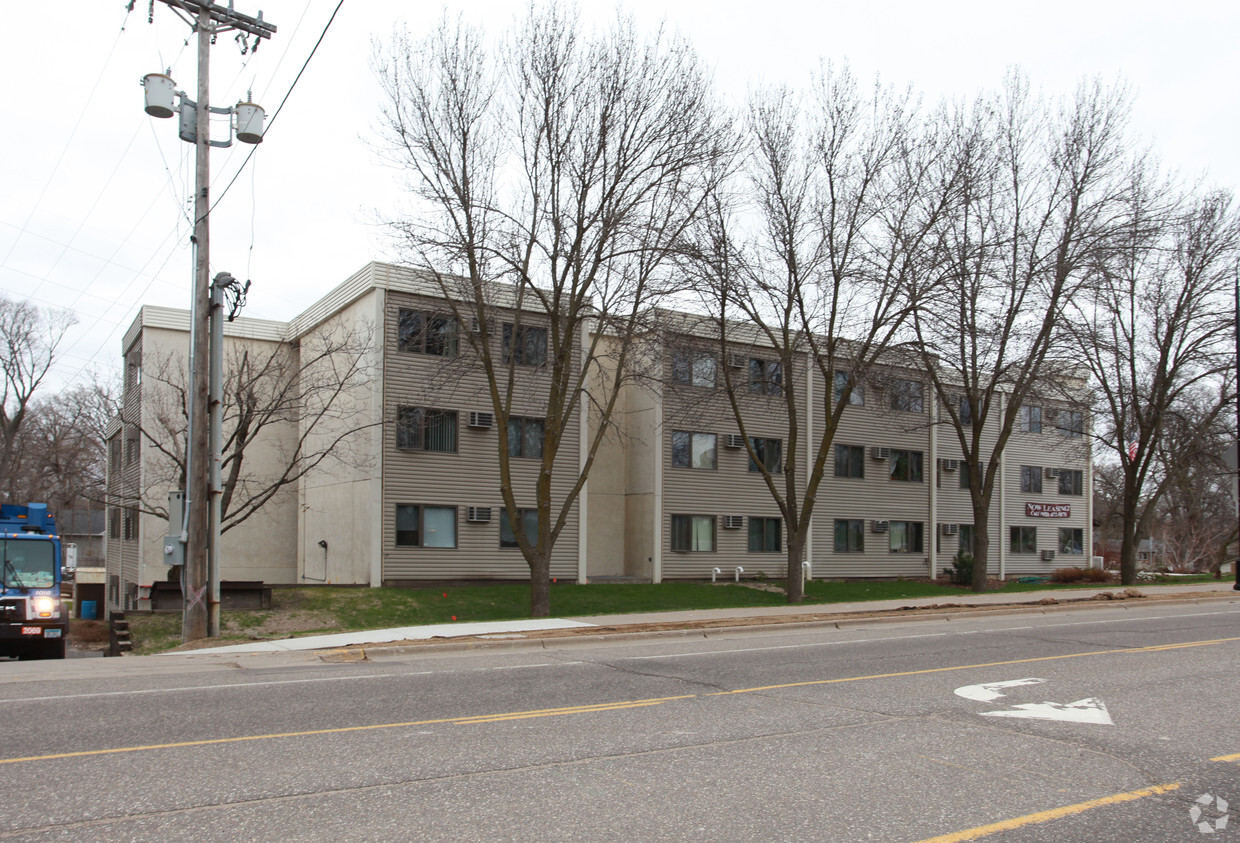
396;407;458;453
672;430;717;470
670;515;715;552
395;504;457;548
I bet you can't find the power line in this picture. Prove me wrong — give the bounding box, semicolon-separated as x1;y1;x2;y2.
205;0;346;220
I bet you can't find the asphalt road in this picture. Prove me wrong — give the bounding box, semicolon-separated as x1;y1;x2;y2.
0;600;1237;841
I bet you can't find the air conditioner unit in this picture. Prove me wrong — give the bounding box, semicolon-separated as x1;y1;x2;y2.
723;515;744;530
940;458;960;472
940;523;959;536
1044;467;1061;479
468;411;494;429
871;520;889;534
466;507;492;523
871;446;890;461
1041;549;1056;561
470;317;495;335
725;434;746;449
726;352;746;369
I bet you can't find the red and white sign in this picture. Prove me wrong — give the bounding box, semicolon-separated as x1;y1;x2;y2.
1026;502;1071;518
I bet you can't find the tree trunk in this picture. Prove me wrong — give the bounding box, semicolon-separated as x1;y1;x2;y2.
529;552;552;618
785;532;806;604
970;503;991;593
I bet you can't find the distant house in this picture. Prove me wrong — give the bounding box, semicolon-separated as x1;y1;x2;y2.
59;508;106;567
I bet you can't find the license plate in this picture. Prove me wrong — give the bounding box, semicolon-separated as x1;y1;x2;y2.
44;629;62;638
20;627;40;636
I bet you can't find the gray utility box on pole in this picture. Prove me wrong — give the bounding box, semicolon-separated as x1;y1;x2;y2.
163;489;186;569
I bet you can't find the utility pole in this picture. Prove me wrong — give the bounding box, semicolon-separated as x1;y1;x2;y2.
140;1;275;640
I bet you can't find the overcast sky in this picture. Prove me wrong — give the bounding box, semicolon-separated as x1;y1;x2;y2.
1;1;1236;390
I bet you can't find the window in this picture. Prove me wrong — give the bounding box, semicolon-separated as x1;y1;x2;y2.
397;309;458;357
834;519;864;553
834;371;864;406
670;515;715;552
748;517;781;552
958;524;974;555
889;521;924;553
1019;405;1042;433
890;379;924;412
1058;469;1083;496
672;430;717;469
958;395;974;426
108;508;120;540
959;467;971;490
500;508;539;548
672;348;717;388
1056;409;1084;438
1020;466;1042;494
502;324;548;367
124;435;137;467
748;358;782;395
889;450;923;482
507;416;545;459
834;444;865;479
1059;528;1083;555
748;437;782;473
1010;526;1037;554
394;505;457;548
122;510;136;541
109;439;121;472
396;407;458;452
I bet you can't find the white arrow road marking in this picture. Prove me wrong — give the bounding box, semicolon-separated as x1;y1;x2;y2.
980;697;1114;725
954;677;1046;703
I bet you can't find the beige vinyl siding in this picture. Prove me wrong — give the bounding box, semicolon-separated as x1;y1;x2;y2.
659;343;795;580
1002;402;1090;575
381;290;580;581
930;393;1002;576
811;369;935;578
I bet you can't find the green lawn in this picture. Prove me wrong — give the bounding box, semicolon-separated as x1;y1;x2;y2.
125;574;1224;654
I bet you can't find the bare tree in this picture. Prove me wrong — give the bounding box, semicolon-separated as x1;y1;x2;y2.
1156;403;1237;575
684;67;948;602
373;5;733;616
910;74;1134;591
6;377;117;513
129;326;376;533
1067;182;1238;584
0;295;76;501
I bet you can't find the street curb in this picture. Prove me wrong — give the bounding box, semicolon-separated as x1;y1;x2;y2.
344;590;1239;659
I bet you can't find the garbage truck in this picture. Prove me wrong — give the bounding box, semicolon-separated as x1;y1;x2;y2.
0;503;67;659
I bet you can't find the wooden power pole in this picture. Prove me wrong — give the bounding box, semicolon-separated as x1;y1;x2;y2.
144;1;276;641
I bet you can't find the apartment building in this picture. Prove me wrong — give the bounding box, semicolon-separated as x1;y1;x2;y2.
105;262;1091;608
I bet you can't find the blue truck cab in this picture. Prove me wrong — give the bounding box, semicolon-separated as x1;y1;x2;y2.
0;503;67;660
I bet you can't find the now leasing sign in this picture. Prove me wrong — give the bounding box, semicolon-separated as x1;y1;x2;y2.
1026;502;1071;518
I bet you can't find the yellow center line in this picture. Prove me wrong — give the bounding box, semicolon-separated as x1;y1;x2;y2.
908;782;1181;842
706;636;1240;695
1212;753;1240;763
3;636;1236;766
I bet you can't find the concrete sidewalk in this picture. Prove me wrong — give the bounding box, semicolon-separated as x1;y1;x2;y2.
172;581;1240;656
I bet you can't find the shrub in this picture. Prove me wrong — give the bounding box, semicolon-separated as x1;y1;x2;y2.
1080;567;1112;583
948;552;974;586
